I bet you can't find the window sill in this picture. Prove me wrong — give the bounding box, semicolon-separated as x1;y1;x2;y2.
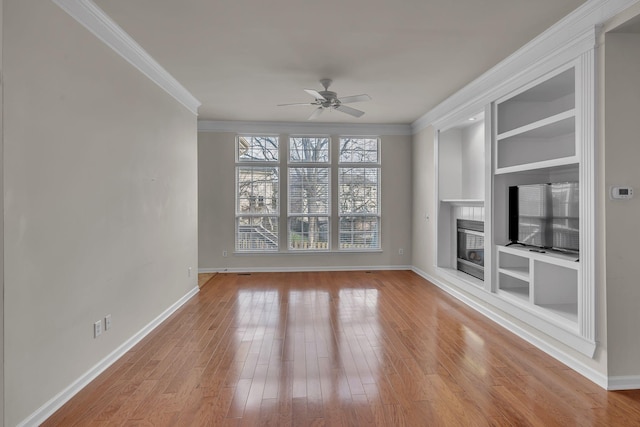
233;249;383;255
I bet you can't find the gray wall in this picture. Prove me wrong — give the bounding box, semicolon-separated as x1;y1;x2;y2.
437;121;485;201
198;131;412;271
411;127;436;274
3;1;198;424
461;122;485;199
0;0;4;424
437;129;463;200
604;32;640;377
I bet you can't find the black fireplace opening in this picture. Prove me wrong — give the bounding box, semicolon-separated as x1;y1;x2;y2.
457;219;484;281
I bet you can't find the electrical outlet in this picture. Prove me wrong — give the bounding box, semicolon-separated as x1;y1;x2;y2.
188;267;192;277
399;248;404;255
105;314;112;331
94;320;102;338
222;250;228;257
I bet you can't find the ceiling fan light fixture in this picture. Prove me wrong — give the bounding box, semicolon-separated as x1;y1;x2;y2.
279;79;371;119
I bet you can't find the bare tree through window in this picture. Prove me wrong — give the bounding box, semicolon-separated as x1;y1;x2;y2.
288;137;330;250
236;136;279;251
339;138;380;249
234;135;380;252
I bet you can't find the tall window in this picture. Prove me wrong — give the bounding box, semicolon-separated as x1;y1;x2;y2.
235;136;279;251
288;137;330;250
338;137;380;250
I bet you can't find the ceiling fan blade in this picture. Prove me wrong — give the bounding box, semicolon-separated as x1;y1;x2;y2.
335;105;365;118
304;89;326;101
308;107;324;120
277;102;316;107
338;94;371;104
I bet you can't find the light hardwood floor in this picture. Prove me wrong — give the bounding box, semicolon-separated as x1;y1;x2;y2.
198;272;217;288
44;271;640;426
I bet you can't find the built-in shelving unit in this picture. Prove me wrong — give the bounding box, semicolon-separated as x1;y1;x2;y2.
433;51;595;357
490;57;595;354
435;111;488;289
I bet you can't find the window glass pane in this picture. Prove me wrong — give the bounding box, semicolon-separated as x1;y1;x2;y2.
288;216;329;250
237;167;279;214
236;216;279;251
237;136;279;162
289;137;330;163
339;137;379;163
288;168;330;215
338;168;379;214
339;217;380;249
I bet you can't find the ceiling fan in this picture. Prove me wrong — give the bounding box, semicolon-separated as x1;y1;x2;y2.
278;79;371;120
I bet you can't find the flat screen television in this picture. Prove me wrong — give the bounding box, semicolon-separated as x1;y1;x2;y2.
508;182;579;253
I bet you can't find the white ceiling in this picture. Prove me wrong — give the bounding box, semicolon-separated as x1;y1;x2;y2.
94;0;586;124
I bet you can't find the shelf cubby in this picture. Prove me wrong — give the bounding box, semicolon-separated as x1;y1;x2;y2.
533;260;578;323
496;114;576;172
498;273;530;303
497;67;575;135
498;250;530;280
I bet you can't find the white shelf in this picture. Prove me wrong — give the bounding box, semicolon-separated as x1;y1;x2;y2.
497;109;575;141
440;199;484;207
495;157;579;175
498;245;579;270
498;266;529;282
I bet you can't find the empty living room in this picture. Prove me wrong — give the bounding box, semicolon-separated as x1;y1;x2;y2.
4;0;640;426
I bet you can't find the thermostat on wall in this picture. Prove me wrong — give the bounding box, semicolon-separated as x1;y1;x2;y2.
610;186;634;199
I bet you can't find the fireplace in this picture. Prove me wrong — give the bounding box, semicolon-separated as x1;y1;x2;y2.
457;219;484;281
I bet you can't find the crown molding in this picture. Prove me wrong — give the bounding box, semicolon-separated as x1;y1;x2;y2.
198;120;413;136
52;0;201;115
412;0;640;133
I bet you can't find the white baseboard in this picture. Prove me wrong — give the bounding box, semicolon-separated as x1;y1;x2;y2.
411;266;610;390
18;286;200;427
199;265;412;274
607;376;640;390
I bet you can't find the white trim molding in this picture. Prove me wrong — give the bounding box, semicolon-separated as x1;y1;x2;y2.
411;266;609;390
18;286;199;427
198;120;412;136
578;48;597;343
51;0;201;115
413;0;640;133
199;265;411;274
608;376;640;390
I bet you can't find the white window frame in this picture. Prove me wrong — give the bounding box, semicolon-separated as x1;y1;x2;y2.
338;137;381;251
235;135;280;252
287;136;331;251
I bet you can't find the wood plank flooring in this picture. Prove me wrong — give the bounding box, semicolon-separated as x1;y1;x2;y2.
43;271;640;426
198;272;217;288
